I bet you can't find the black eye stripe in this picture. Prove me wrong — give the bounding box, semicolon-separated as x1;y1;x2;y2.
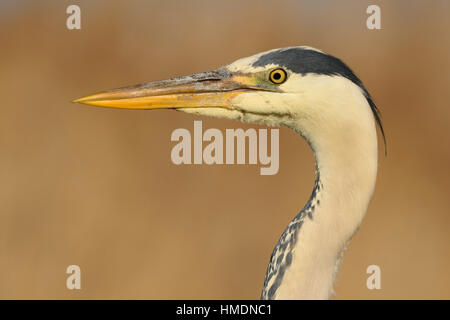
254;47;385;153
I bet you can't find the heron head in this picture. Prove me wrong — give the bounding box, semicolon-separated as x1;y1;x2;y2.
74;46;384;150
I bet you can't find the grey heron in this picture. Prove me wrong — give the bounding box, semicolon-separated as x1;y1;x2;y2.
74;46;385;299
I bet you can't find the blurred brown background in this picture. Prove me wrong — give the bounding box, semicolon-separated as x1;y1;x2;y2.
0;0;449;299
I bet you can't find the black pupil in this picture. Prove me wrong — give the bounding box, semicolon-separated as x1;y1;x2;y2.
273;72;282;80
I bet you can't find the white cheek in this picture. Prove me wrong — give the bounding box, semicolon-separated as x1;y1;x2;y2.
230;92;294;115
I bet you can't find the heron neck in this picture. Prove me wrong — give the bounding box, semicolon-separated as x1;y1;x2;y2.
263;115;378;299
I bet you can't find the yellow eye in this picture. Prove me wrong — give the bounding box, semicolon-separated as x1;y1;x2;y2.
269;68;287;84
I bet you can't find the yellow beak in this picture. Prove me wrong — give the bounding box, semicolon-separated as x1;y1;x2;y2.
73;68;262;110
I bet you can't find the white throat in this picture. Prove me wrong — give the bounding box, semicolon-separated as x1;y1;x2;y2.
262;75;379;299
181;72;380;300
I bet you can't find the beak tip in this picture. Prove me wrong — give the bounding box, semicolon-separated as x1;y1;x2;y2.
72;96;95;105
